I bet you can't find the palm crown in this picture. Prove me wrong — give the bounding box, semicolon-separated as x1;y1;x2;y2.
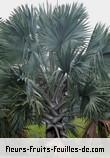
0;3;110;137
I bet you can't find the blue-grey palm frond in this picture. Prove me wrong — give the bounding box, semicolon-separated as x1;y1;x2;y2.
0;66;43;136
0;5;37;63
85;23;110;79
80;80;110;120
38;3;89;51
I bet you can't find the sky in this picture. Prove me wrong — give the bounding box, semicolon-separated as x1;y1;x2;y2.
0;0;110;28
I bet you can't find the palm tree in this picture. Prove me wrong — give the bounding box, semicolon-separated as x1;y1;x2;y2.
0;3;110;138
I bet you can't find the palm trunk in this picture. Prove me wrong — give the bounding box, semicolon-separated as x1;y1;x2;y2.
46;123;67;138
44;109;67;138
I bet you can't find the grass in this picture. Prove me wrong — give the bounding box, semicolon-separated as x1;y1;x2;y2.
27;124;46;138
27;117;87;138
72;117;87;137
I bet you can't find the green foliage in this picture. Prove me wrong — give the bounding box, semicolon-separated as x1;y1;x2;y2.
27;124;46;138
